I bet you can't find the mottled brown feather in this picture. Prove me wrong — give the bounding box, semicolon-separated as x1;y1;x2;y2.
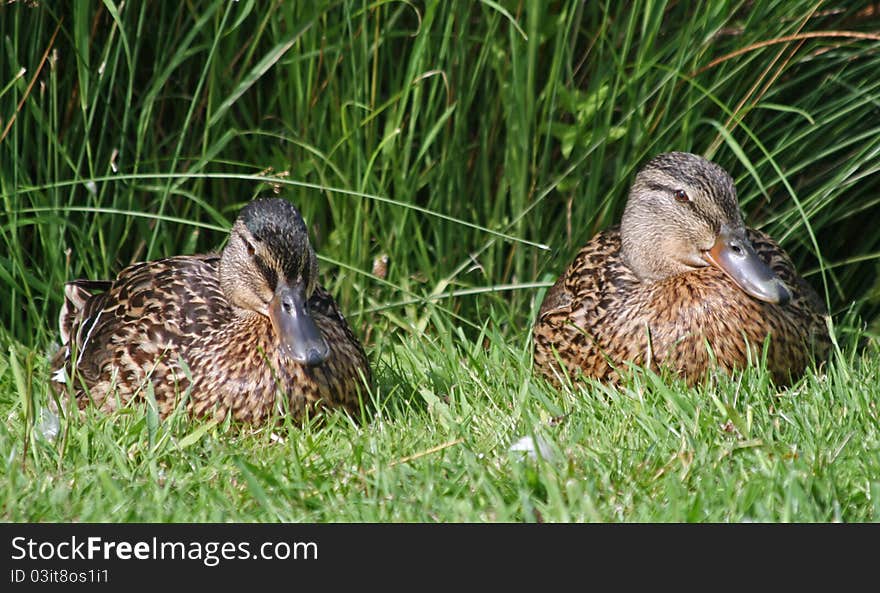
53;247;371;424
533;226;830;386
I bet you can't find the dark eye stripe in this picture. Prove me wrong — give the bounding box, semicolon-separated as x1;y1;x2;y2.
645;182;691;203
645;182;668;193
254;255;278;292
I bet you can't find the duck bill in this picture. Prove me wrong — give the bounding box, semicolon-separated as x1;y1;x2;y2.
268;282;330;366
702;226;791;305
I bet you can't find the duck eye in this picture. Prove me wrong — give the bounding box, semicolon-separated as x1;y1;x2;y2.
673;189;690;203
245;240;256;257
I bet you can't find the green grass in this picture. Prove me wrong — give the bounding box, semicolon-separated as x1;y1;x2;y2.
1;1;879;522
3;322;879;522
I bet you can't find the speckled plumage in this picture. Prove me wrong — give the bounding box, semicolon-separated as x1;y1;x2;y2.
533;152;830;387
51;199;371;424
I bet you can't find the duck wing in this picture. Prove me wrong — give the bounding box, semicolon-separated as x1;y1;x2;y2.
56;254;222;387
308;285;373;391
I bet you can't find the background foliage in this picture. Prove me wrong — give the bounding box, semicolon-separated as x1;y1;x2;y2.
1;1;878;522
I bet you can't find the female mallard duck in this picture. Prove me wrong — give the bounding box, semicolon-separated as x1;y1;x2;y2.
51;198;372;424
533;151;830;387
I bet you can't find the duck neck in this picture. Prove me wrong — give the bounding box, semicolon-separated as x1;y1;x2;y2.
619;214;693;283
208;308;277;363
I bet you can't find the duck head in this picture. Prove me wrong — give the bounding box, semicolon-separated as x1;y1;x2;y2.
220;198;330;366
620;151;791;305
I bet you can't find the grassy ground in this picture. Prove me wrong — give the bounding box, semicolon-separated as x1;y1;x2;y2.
1;1;879;522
